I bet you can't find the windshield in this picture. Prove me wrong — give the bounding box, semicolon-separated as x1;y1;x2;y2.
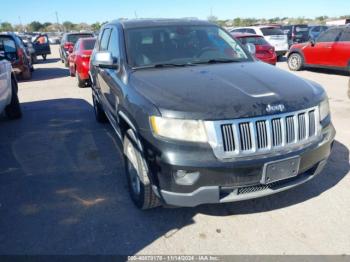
295;25;309;37
238;36;269;45
261;27;284;36
0;37;17;61
67;34;93;44
82;39;96;50
125;25;251;68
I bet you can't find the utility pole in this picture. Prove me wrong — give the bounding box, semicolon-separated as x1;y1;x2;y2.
18;16;23;32
134;11;138;19
55;11;60;32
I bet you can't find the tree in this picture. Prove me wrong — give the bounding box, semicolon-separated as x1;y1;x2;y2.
63;21;76;32
207;15;218;22
91;22;101;31
28;21;43;32
0;22;13;32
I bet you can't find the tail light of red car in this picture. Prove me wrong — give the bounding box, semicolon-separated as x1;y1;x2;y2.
17;48;24;64
268;46;275;55
64;42;74;50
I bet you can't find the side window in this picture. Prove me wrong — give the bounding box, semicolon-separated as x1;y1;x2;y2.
246;29;256;34
317;29;342;42
100;28;111;51
74;41;79;51
107;29;120;59
339;29;350;42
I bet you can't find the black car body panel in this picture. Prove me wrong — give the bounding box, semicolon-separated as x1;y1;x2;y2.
90;19;335;207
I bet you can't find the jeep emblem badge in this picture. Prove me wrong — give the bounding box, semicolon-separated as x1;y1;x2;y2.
266;104;285;113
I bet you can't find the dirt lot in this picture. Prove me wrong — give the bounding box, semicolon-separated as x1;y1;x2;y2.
0;46;349;255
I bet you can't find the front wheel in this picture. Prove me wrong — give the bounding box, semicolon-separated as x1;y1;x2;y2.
288;53;304;71
92;93;108;123
124;130;160;210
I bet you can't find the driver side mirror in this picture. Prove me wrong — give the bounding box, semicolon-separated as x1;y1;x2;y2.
309;39;316;47
245;43;256;56
92;51;118;69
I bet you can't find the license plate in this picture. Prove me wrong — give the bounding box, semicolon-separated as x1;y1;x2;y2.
261;156;300;184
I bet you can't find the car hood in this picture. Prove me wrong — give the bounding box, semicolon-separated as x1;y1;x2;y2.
129;61;325;120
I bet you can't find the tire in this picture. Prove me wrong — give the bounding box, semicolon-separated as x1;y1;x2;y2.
31;54;37;64
288;53;304;71
123;130;160;210
92;93;108;123
76;71;85;88
5;78;22;119
21;67;32;80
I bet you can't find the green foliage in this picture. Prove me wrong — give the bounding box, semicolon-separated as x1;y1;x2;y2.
28;21;43;32
63;21;76;31
0;22;14;32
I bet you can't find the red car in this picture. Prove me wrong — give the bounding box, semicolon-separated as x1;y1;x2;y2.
68;37;96;87
232;33;277;65
287;26;350;71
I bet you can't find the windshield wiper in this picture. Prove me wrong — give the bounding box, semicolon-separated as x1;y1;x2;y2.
192;58;241;65
132;62;197;70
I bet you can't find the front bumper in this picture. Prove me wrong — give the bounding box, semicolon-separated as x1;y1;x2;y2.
144;124;335;207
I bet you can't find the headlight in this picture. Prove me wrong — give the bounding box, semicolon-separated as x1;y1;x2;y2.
150;116;207;142
319;98;330;121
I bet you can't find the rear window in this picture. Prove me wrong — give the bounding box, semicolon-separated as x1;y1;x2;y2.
67;34;94;44
238;36;269;45
0;37;16;53
82;39;96;50
261;27;284;36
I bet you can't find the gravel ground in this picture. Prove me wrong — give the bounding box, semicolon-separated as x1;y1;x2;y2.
0;46;349;255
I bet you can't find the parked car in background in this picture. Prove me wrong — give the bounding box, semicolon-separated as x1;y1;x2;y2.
18;35;37;65
232;33;277;65
68;37;96;87
31;34;51;61
308;25;329;40
60;32;94;67
0;54;22;119
231;26;288;58
282;24;309;46
48;32;61;45
90;19;335;209
288;26;350;71
0;33;33;80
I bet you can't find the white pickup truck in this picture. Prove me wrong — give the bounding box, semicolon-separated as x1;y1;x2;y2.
0;56;21;119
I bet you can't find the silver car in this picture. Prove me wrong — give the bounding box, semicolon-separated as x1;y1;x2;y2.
0;54;21;119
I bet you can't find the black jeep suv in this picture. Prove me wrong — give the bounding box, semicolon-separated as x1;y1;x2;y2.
90;19;335;209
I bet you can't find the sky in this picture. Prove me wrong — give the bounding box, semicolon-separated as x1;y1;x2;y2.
1;0;349;24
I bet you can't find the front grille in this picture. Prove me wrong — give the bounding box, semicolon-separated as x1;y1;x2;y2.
208;107;320;159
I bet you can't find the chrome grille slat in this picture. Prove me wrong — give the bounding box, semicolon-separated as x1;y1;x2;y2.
309;110;316;136
215;106;320;158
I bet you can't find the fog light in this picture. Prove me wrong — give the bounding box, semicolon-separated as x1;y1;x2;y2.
173;170;200;185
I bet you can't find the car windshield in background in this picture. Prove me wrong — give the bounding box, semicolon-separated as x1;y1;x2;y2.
68;34;93;44
261;27;284;36
238;36;269;45
82;39;96;50
125;25;250;68
295;25;309;37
